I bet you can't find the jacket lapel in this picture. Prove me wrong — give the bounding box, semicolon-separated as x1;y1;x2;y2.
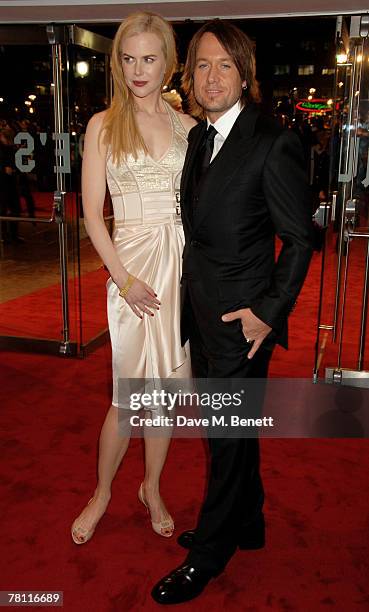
180;121;206;228
192;105;260;231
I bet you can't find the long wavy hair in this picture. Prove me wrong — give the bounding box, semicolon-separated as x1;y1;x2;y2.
101;11;177;162
182;19;261;119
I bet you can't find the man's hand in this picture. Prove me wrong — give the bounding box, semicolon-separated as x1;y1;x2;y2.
222;308;272;359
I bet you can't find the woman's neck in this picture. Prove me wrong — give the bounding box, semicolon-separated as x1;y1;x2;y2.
133;91;166;116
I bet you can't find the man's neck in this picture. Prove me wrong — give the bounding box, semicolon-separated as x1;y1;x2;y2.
206;99;243;126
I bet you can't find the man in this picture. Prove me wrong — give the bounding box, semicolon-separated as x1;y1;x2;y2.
152;19;314;604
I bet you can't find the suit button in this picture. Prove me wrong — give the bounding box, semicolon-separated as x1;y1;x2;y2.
191;240;200;247
193;196;199;203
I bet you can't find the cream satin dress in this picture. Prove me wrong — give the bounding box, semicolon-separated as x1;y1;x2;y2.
106;102;191;411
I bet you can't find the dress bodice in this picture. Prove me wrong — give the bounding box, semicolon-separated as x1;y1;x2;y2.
106;102;188;225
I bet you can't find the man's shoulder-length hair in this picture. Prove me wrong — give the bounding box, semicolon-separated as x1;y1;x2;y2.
182;19;261;119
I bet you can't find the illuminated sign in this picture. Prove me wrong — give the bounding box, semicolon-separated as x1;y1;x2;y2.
296;99;331;112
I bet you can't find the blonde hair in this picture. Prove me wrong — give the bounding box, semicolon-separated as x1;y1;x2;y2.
102;11;177;162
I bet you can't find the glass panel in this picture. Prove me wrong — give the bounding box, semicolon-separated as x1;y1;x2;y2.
0;26;112;354
314;31;353;372
355;37;369;226
65;40;112;351
0;36;62;343
317;32;369;375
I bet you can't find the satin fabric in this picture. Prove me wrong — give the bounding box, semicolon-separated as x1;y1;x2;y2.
105;102;191;410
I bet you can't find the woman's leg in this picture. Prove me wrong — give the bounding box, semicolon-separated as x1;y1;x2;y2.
71;405;131;542
141;420;174;536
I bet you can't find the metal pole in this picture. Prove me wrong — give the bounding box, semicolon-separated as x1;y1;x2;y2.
50;37;72;356
358;239;369;370
313;225;329;381
336;231;351;370
332;42;358;342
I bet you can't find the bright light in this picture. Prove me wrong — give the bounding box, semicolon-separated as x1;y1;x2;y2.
28;94;36;101
309;88;316;94
336;53;348;64
327;99;333;105
76;61;89;77
308;95;313;100
29;108;34;114
71;131;77;136
0;97;3;102
162;85;168;90
357;54;363;63
293;87;297;91
338;81;344;88
51;83;55;88
24;100;31;106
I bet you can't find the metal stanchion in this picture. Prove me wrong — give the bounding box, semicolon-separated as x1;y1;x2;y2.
48;29;72;356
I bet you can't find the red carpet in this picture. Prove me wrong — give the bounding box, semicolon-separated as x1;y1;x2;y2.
1;190;111;344
0;268;108;343
1;234;369;610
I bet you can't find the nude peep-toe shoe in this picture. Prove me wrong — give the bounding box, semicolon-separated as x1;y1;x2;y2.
71;497;96;545
138;483;174;538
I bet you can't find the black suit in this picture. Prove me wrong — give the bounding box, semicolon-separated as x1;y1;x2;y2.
180;104;314;573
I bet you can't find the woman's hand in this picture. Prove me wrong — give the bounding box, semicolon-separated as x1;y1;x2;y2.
123;277;161;319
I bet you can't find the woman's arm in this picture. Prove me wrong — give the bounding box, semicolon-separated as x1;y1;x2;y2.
82;112;128;287
82;112;160;318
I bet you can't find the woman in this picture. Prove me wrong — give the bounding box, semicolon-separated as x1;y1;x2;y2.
71;11;196;544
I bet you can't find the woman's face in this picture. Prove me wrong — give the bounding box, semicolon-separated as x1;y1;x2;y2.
120;31;166;99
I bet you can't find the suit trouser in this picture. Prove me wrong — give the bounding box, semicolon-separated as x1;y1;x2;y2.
183;279;272;573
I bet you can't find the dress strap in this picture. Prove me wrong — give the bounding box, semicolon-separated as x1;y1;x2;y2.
164;100;188;141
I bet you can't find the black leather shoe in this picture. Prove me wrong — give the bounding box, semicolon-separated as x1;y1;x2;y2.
178;515;265;551
177;530;197;550
151;563;216;604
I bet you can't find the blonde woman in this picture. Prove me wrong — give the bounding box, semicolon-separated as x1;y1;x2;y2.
71;11;196;544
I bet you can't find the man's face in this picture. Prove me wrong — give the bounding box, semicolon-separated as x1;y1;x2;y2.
193;32;246;122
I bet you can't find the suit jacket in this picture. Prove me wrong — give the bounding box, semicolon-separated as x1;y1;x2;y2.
180;104;314;349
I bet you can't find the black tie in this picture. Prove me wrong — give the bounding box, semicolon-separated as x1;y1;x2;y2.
201;125;217;173
191;125;217;218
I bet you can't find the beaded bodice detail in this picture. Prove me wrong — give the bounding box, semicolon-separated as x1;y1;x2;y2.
106;102;188;218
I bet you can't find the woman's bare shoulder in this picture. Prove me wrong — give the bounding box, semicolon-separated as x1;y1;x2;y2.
175;111;198;133
84;110;109;159
86;109;107;133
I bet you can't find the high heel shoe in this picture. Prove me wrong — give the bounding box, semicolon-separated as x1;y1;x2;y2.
138;483;174;538
71;494;110;545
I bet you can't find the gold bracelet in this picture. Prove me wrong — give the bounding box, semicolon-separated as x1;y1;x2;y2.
119;274;135;299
